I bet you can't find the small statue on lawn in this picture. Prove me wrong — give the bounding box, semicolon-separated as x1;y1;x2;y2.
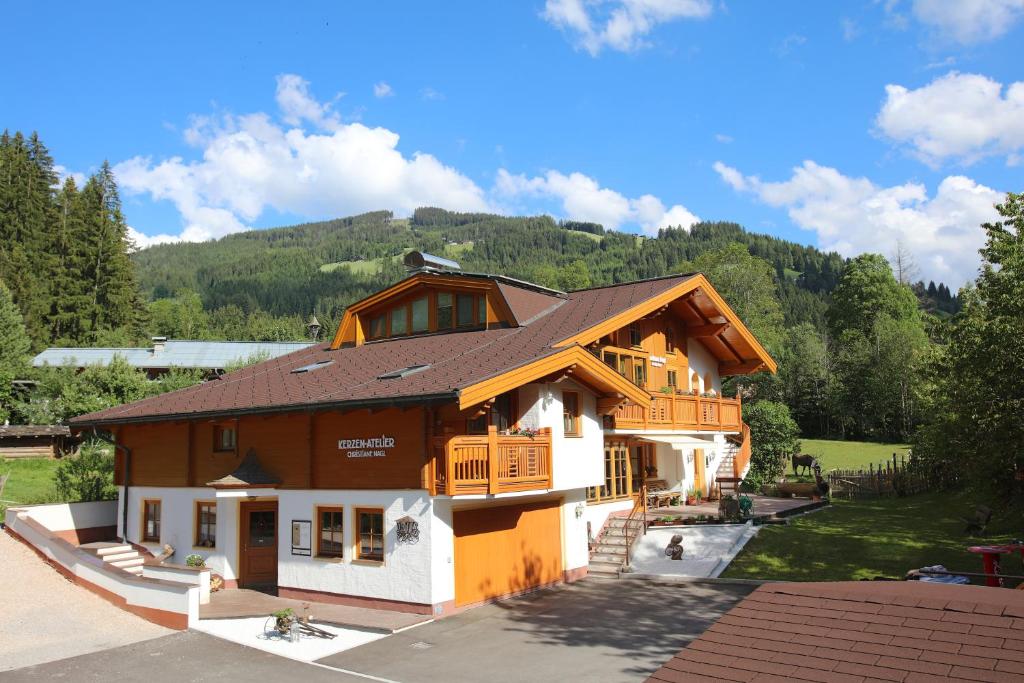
665;534;684;560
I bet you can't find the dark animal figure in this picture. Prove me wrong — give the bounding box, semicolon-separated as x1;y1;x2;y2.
792;453;817;476
665;534;684;560
812;464;830;499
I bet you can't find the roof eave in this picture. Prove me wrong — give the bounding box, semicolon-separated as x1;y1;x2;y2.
68;391;459;429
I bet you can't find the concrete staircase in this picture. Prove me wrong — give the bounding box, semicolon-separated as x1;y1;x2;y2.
589;516;643;579
716;441;745;497
91;543;145;575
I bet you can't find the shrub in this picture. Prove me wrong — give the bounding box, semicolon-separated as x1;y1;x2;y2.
743;400;800;489
54;441;117;502
185;554;205;568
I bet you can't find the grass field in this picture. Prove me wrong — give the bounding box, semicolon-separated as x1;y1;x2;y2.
723;491;1024;583
0;457;60;522
798;439;910;472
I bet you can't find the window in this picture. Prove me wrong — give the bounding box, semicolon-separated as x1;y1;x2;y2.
142;499;161;543
563;391;580;436
436;292;453;329
369;315;386;339
389;306;408;336
633;361;647;387
588;443;630;502
467;392;515;434
478;296;487;326
629;324;642;347
317;506;344;559
666;328;675;353
456;293;476;328
195;501;216;548
411;296;429;333
602;351;618;370
356;509;384;562
667;370;678;387
213;425;236;452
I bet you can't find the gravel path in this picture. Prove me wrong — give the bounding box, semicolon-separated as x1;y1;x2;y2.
0;530;171;672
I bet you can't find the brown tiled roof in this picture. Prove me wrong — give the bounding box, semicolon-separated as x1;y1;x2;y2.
647;580;1024;683
69;273;694;426
0;425;71;438
207;450;281;488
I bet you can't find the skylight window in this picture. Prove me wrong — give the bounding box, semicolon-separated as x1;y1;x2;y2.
291;360;334;374
377;364;430;380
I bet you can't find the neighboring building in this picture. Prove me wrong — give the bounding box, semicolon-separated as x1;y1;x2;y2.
0;425;78;458
69;254;775;615
33;338;314;379
647;580;1024;682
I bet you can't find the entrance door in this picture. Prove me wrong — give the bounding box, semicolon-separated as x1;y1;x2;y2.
239;501;278;588
693;448;706;497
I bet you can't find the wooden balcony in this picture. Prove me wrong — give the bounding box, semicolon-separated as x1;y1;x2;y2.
607;393;743;433
430;426;553;496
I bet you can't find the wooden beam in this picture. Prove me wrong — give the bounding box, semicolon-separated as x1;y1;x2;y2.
596;396;629;415
686;323;729;337
719;360;764;375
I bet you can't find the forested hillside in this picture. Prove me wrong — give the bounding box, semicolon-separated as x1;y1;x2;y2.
132;207;851;336
4;129;993;456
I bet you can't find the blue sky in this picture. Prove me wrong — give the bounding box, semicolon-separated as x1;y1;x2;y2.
2;1;1022;285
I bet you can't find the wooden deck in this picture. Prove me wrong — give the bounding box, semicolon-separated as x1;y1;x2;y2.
199;589;432;633
644;494;825;521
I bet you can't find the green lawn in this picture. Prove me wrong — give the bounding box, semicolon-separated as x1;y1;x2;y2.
799;438;910;472
723;492;1024;583
0;457;60;522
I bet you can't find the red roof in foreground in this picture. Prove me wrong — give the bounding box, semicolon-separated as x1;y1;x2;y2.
647;581;1024;683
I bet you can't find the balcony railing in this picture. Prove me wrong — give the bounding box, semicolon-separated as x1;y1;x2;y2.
607;393;742;432
430;426;553;496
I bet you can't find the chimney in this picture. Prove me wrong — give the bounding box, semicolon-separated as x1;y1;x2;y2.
151;336;167;354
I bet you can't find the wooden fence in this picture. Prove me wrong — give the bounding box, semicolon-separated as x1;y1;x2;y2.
826;452;954;499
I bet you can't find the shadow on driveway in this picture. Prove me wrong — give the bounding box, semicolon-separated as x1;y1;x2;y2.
317;578;755;683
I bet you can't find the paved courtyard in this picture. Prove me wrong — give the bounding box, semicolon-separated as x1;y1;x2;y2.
318;578;755;683
2;569;753;682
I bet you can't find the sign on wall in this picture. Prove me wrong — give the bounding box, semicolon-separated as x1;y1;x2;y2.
650;355;667;368
338;435;396;458
291;520;311;556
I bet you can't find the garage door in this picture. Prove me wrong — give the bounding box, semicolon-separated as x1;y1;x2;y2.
453;500;563;606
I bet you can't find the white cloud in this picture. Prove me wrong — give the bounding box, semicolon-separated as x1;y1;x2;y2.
714;133;733;144
714;159;1004;285
911;0;1024;44
496;169;699;234
841;17;860;41
115;76;489;244
420;87;445;101
541;0;712;55
118;74;700;246
876;71;1024;166
53;164;86;188
373;82;394;98
275;74;343;130
775;33;807;56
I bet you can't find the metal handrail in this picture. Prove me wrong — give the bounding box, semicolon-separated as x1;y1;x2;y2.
623;483;649;567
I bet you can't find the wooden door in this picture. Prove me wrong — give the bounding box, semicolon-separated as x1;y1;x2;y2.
453;500;563;606
239;501;278;588
693;448;706;496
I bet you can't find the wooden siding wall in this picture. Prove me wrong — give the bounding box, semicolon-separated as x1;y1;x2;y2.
602;310;690;391
116;407;427;490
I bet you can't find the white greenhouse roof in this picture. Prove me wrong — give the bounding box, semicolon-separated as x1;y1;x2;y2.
32;340;314;371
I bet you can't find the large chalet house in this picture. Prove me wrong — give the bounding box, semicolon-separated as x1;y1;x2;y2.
70;253;775;615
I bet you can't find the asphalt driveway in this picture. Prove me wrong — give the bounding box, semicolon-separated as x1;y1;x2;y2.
2;577;753;682
320;577;754;683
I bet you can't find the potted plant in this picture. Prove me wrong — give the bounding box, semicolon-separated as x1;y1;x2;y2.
184;553;206;568
685;486;701;505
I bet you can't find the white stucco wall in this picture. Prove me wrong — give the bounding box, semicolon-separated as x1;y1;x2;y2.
519;380;603;491
122;486;229;575
687;338;722;394
560;488;590;571
277;489;435;606
582;498;634;540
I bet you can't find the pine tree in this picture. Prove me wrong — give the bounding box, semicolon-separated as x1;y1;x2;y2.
77;161;143;341
0;280;32;423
